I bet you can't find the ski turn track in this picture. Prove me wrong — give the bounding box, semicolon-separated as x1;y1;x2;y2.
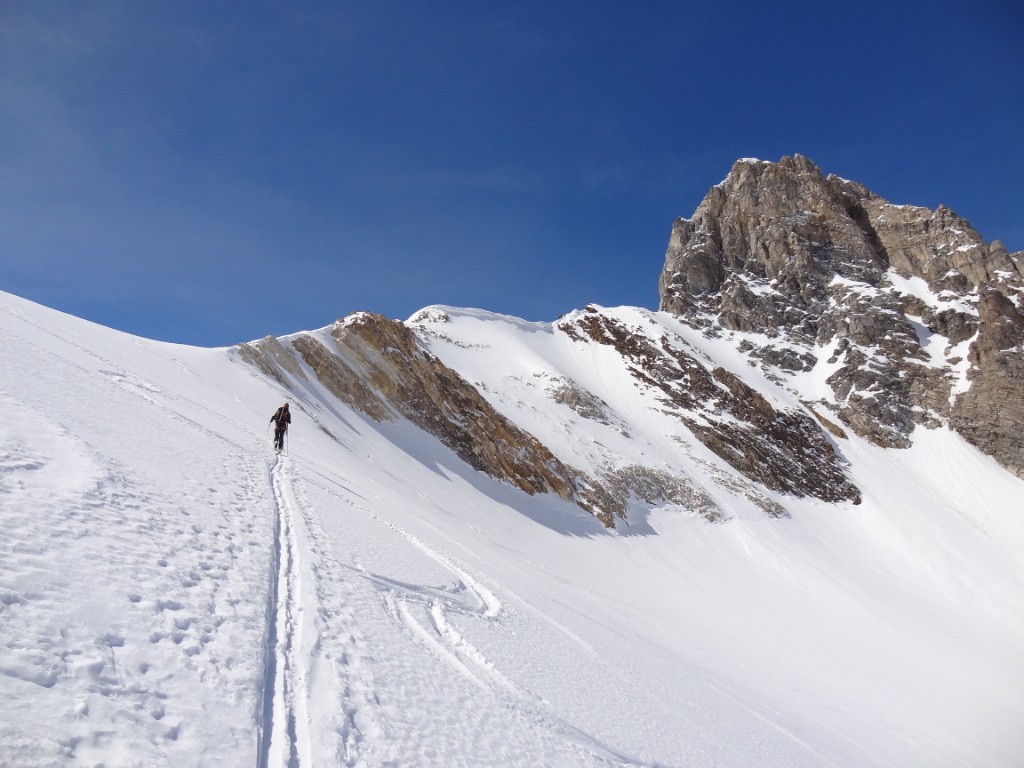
333;488;656;767
259;454;315;768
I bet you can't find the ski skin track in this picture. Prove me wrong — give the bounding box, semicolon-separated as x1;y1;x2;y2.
259;453;314;768
256;457;283;768
273;439;659;766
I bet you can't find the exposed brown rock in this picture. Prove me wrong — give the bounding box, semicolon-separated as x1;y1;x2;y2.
238;313;622;526
333;314;596;509
558;307;861;504
235;335;308;387
289;335;393;422
601;465;727;522
805;405;848;440
547;377;625;432
658;154;1024;476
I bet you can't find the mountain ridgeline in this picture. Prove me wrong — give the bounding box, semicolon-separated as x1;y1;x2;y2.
238;155;1023;527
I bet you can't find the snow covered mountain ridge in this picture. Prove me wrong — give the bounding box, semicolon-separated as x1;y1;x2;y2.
238;154;1022;530
3;154;1024;767
236;304;860;529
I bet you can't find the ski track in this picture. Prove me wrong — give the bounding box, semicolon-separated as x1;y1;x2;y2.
305;470;657;768
260;454;312;768
261;453;380;768
266;446;657;766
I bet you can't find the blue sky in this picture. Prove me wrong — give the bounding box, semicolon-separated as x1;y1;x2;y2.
2;1;1022;345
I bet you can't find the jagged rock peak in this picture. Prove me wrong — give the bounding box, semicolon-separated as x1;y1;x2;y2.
658;154;1024;476
662;154;1021;308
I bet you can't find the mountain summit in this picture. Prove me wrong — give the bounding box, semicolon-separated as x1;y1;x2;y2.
659;154;1024;474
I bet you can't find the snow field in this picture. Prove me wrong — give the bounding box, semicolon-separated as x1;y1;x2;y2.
1;298;278;766
3;291;1024;767
408;304;1024;765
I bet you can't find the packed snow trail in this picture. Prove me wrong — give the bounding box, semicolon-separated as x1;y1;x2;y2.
259;454;314;768
257;450;383;768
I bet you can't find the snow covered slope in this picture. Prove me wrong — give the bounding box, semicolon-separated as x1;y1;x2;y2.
3;288;1024;767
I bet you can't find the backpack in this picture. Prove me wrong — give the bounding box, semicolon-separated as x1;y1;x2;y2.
273;407;290;428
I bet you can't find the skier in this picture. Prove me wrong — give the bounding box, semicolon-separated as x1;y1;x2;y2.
270;403;291;452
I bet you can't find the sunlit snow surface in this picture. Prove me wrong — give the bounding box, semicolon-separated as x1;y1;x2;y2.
2;291;1024;767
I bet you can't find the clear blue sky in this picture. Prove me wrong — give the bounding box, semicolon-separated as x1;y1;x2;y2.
2;1;1022;345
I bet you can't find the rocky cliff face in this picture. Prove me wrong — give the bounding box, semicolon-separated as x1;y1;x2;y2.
659;154;1024;475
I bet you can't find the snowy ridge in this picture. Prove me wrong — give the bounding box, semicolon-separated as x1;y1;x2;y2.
410;303;855;512
3;288;1024;767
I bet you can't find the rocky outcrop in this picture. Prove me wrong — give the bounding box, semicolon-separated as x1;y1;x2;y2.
950;289;1024;476
328;314;604;509
547;377;627;433
601;465;729;523
238;314;621;525
659;154;1024;475
558;306;860;504
235;335;308;387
